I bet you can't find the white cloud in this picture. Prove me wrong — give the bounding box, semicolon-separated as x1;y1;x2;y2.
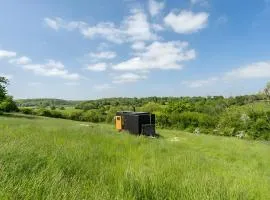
93;84;113;90
131;42;146;50
81;22;125;44
89;51;116;60
152;23;165;31
113;41;196;71
0;50;16;59
44;9;158;44
9;56;32;65
190;0;209;7
224;61;270;79
44;17;86;31
87;63;107;71
44;18;125;44
149;0;165;17
23;60;80;80
44;18;61;30
182;61;270;88
0;73;13;80
123;9;158;41
113;73;147;83
164;10;209;34
182;77;218;88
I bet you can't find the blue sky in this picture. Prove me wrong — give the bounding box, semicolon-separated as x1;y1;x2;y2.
0;0;270;100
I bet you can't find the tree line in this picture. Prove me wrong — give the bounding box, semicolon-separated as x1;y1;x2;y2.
1;76;270;140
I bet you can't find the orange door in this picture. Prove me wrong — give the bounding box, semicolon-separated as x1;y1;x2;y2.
115;116;122;130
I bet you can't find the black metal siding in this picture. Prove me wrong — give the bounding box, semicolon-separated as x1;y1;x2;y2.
124;115;139;135
138;114;155;133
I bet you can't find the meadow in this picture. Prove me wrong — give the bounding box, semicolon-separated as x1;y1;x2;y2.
0;114;269;199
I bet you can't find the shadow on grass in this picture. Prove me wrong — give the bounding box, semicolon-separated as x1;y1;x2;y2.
0;112;38;120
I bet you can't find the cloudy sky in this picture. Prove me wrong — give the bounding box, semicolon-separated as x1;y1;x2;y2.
0;0;270;99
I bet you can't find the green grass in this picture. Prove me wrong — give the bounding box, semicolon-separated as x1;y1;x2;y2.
0;114;269;199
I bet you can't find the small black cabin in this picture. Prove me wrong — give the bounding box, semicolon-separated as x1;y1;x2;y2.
116;111;156;136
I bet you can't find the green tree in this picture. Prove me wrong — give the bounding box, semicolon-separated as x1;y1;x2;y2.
141;102;161;113
0;96;19;112
0;77;18;113
0;76;8;101
50;105;56;110
264;81;270;100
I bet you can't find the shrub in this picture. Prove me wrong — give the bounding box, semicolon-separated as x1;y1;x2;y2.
141;102;161;113
0;96;19;112
155;112;170;128
68;110;84;121
106;110;117;124
20;108;35;115
218;104;270;139
169;112;216;129
249;118;270;140
50;110;63;118
36;109;52;117
81;110;105;123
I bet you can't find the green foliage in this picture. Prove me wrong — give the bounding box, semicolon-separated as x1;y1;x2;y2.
0;96;19;112
0;116;269;199
169;111;217;129
16;98;82;107
217;103;270;139
264;81;270;99
81;110;105;123
16;91;270;140
0;76;8;101
20;108;35;115
36;108;53;117
140;102;161;113
68;110;84;121
0;77;18;113
106;107;119;123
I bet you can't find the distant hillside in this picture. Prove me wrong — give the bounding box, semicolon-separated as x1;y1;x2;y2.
16;99;83;107
16;95;266;109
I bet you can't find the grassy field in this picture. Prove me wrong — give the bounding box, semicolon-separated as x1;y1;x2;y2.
0;114;269;199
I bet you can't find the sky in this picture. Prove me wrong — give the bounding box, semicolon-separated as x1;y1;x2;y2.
0;0;270;100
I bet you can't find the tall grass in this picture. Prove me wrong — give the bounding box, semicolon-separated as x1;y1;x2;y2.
0;115;269;199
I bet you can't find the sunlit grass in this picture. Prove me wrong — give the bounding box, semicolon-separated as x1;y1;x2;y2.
0;115;269;199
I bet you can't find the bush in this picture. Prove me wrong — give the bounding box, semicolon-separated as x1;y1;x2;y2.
140;102;161;113
36;109;52;117
155;112;170;128
106;110;116;124
249;118;270;140
0;96;19;112
81;110;105;123
169;112;216;129
50;110;63;118
68;110;84;121
20;108;35;115
218;104;270;139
